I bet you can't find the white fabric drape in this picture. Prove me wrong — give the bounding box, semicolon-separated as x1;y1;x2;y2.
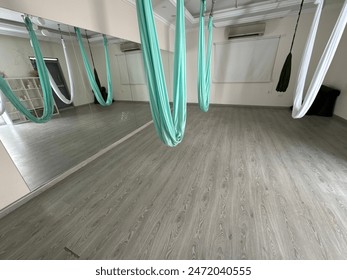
292;0;347;118
49;38;75;104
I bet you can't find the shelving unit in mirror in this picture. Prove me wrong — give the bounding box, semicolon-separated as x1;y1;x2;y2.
4;77;59;124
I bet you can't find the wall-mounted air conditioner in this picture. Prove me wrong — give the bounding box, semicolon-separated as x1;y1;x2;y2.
120;41;141;52
227;22;266;39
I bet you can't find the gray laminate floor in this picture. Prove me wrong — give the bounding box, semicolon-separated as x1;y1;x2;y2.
0;106;347;259
0;102;152;190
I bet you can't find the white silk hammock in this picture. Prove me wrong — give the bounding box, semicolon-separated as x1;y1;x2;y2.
292;0;347;118
49;25;75;104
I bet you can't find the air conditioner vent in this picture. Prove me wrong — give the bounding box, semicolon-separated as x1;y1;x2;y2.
228;22;266;39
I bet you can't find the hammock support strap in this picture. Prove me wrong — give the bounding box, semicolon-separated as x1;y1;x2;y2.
276;0;305;92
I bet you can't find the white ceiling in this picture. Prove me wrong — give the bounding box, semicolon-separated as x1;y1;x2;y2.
0;0;344;42
147;0;344;28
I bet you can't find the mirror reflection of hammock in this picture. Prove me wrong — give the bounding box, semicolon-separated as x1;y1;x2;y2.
0;16;54;123
74;27;114;106
47;24;74;105
0;16;115;122
47;24;113;106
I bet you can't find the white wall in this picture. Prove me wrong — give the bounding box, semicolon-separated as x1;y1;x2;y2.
186;15;302;106
0;34;94;106
0;0;174;52
186;20;282;106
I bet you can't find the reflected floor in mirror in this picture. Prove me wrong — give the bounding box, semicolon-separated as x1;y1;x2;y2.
0;106;347;259
0;102;152;190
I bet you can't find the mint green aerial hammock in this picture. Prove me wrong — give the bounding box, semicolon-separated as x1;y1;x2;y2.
136;0;186;147
0;16;54;123
75;28;113;106
198;0;215;112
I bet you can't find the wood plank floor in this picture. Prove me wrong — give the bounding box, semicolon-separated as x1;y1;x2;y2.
0;106;347;259
0;102;152;190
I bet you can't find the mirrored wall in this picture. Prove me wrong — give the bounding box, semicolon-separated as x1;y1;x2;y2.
0;7;174;192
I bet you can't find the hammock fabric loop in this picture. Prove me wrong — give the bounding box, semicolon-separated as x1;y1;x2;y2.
0;16;54;123
292;0;347;118
75;28;113;106
49;37;75;104
198;0;213;112
0;91;5;116
136;0;187;147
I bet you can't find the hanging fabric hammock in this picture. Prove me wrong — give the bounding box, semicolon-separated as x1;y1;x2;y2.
48;25;75;104
0;16;54;123
292;0;347;118
75;28;113;106
0;91;6;116
136;0;186;147
84;29;103;96
276;0;304;92
198;0;214;112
